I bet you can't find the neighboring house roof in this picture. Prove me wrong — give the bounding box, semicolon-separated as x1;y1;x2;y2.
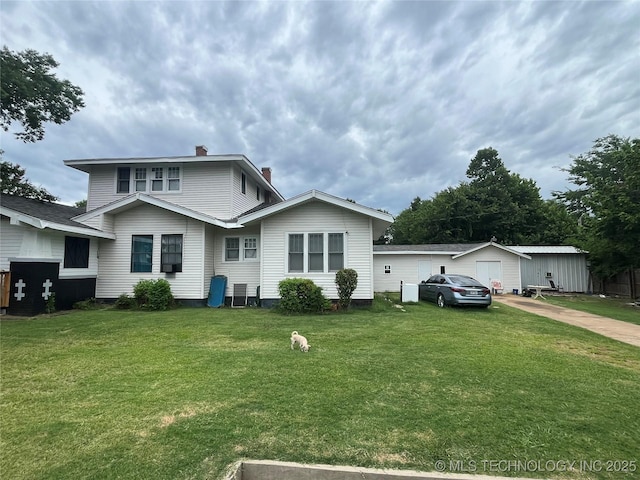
64;153;286;202
507;245;588;254
238;189;394;237
374;242;531;259
73;193;241;229
0;193;115;239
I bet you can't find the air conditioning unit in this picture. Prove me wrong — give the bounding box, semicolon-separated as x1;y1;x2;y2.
545;272;552;278
161;264;176;273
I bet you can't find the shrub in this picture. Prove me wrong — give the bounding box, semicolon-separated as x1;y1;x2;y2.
335;268;358;310
278;278;330;314
115;293;136;310
133;279;175;311
45;293;56;314
73;298;98;310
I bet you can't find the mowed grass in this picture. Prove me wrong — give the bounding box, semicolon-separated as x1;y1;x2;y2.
544;294;640;326
1;297;639;479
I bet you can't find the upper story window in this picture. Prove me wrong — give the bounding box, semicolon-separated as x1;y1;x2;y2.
241;172;247;194
116;166;181;194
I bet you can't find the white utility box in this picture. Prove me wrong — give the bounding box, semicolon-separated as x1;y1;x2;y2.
401;283;419;302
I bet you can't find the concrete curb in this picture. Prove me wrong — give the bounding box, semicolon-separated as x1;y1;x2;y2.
223;460;546;480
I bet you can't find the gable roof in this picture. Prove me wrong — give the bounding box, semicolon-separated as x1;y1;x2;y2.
1;194;115;239
72;193;240;229
238;189;394;236
374;242;531;259
64;153;285;202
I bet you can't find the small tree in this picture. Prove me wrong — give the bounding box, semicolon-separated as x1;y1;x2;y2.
335;268;358;310
1;46;85;142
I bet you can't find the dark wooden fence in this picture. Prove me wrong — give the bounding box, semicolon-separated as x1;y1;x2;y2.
593;268;640;299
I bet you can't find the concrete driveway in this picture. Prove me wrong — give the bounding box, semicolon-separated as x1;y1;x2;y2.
492;294;640;348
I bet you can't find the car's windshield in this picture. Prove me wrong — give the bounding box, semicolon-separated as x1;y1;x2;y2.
447;275;482;286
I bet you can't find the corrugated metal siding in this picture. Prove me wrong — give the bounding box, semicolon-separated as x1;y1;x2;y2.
520;254;589;292
95;204;206;299
260;202;373;300
212;226;261;299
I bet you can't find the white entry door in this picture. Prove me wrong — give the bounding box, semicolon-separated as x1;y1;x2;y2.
418;261;431;283
476;261;502;288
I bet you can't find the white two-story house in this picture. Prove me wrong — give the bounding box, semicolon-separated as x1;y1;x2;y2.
33;145;391;308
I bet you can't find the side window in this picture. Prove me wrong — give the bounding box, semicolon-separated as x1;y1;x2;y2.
225;237;240;261
64;236;90;268
167;167;180;191
131;235;153;272
244;237;257;259
288;234;304;272
161;235;183;272
117;167;130;193
328;233;344;271
241;172;247;194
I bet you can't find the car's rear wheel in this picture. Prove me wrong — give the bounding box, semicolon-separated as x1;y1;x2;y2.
437;293;446;308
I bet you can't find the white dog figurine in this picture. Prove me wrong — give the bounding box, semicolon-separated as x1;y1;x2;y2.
290;331;311;352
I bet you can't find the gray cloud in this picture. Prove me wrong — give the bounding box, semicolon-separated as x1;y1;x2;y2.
1;0;638;215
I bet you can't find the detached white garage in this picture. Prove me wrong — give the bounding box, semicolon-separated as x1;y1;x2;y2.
373;242;531;294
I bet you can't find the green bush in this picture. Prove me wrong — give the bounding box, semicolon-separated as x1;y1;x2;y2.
278;278;330;314
73;298;98;310
114;293;136;310
335;268;358;310
133;279;175;311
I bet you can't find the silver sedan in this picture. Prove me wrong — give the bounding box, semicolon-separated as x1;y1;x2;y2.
419;274;492;308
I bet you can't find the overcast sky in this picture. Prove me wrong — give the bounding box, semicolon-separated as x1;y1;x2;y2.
1;0;638;215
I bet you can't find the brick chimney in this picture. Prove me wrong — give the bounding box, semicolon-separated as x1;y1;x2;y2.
261;167;272;184
195;145;208;156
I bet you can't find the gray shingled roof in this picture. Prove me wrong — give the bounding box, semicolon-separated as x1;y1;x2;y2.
374;243;486;252
0;194;90;229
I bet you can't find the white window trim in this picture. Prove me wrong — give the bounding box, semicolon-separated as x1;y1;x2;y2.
223;235;260;262
114;164;183;194
285;232;347;274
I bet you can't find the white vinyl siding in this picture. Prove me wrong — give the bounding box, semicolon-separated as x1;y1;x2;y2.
84;162;271;219
94;204;206;299
373;246;524;294
212;227;261;299
260;202;373;300
0;219;98;278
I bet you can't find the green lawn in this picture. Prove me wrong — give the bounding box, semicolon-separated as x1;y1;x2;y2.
544;294;640;326
1;297;639;479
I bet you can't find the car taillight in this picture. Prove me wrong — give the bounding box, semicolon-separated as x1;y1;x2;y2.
451;287;465;293
482;288;490;295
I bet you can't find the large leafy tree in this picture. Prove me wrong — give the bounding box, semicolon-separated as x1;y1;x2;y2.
390;147;573;245
1;46;85;142
556;134;640;277
1;159;58;201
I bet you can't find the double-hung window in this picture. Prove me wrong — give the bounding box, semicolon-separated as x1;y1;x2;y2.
161;234;183;272
116;166;180;193
308;234;324;272
328;233;344;271
287;233;344;273
131;235;153;272
151;167;164;191
225;236;258;262
288;234;304;272
135;168;147;192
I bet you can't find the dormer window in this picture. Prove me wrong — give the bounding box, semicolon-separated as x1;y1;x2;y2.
116;166;181;194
